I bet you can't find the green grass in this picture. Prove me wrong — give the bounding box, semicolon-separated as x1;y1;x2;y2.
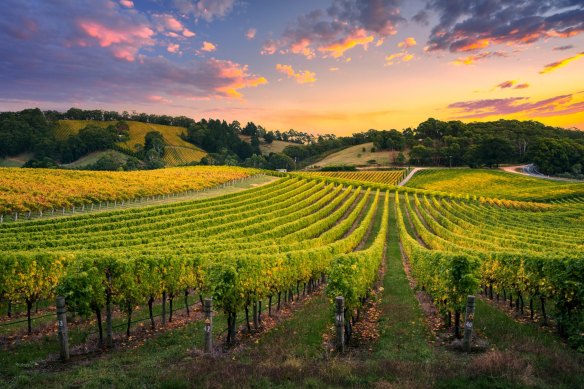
239;135;296;155
311;143;407;168
406;168;584;201
62;150;129;169
373;194;433;362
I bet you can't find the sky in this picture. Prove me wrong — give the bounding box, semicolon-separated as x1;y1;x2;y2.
1;0;583;136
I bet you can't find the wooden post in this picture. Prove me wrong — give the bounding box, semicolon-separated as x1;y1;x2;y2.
335;296;345;352
204;298;213;353
56;296;70;361
462;295;475;352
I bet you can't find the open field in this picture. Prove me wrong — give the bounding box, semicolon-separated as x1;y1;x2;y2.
1;168;583;388
57;120;207;166
311;142;407;167
406;168;584;202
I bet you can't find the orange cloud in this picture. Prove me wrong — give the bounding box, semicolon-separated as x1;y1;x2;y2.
183;29;195;37
457;38;491;52
540;52;584;74
514;83;529;89
275;64;316;84
201;41;217;52
318;29;374;58
212;59;268;98
385;52;414;66
398;37;416;48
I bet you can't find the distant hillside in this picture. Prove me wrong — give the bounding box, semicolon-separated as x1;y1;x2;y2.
57;120;207;166
239;135;297;155
312;142;407;168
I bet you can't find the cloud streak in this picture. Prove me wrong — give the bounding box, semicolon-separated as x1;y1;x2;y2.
540;52;584;74
448;93;584;119
451;51;506;65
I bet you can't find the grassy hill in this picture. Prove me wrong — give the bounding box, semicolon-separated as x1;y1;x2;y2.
239;135;297;155
406;168;584;201
57;120;207;166
311;142;407;168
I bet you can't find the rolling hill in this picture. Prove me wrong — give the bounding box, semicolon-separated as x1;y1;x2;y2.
57;120;207;166
311;142;407;168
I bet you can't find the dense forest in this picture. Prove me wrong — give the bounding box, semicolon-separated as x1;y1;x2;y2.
0;108;583;177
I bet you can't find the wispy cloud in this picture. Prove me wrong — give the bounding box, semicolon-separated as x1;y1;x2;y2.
553;45;574;51
451;51;506;65
171;0;237;22
385;52;414;66
275;64;316;84
496;80;529;89
540;52;584;74
448;93;584;119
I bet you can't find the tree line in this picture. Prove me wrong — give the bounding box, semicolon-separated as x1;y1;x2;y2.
1;108;582;177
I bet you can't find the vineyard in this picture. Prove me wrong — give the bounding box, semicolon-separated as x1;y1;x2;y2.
407;168;584;202
298;170;406;186
0;166;258;214
0;168;583;388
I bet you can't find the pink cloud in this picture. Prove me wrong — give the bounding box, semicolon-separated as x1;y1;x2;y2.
275;64;317;84
448;93;584;119
246;28;256;40
182;28;195;37
154;14;184;32
119;0;133;8
167;43;180;53
147;95;172;104
77;19;154;61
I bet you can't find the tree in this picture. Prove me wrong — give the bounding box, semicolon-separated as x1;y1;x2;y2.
250;135;261;155
263;131;276;144
475;137;514;168
144;131;165;157
267;153;295;170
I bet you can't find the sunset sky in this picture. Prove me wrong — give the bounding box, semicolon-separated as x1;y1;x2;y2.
1;0;583;135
